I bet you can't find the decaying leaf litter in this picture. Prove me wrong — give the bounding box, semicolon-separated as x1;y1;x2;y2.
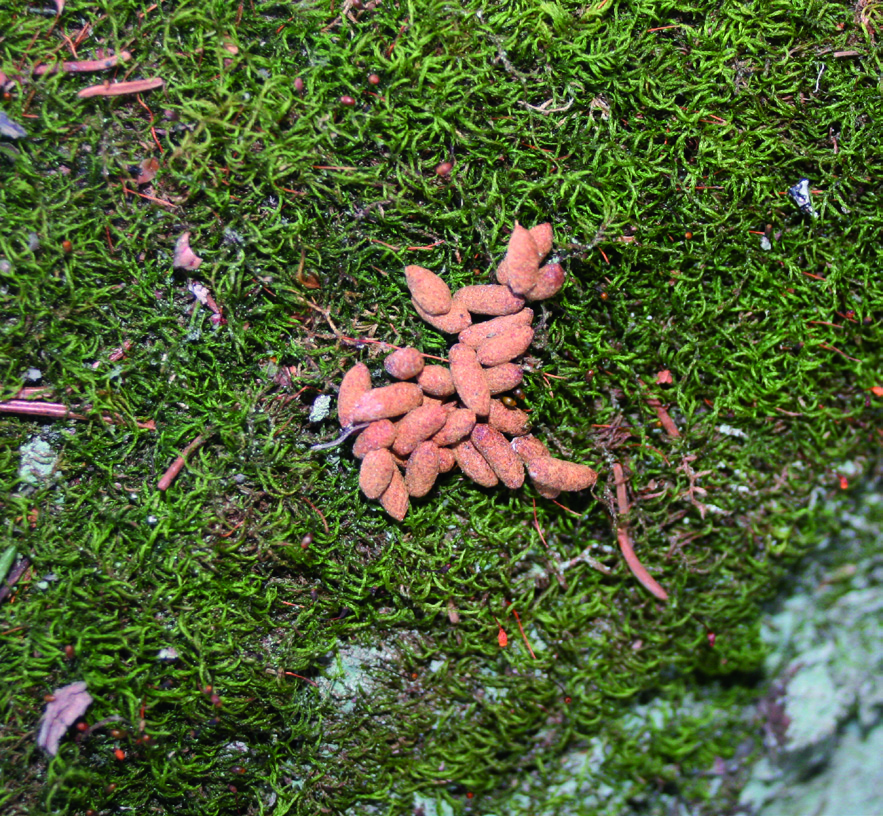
2;0;879;809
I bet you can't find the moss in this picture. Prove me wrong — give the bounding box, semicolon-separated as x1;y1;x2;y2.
1;0;881;814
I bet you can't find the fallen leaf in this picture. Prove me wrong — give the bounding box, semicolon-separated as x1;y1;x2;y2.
655;369;673;385
77;78;164;99
37;681;92;756
54;0;64;16
871;386;883;397
174;232;202;271
136;157;159;184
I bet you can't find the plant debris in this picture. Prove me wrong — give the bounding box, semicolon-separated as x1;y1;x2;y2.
36;681;93;756
33;50;131;76
332;223;600;523
174;232;203;271
77;78;164;99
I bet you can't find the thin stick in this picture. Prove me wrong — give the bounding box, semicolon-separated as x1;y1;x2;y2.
77;77;164;99
157;434;205;491
531;498;549;548
0;399;154;429
612;463;668;601
617;528;668;601
0;399;74;419
284;671;319;688
33;50;131;75
300;496;329;534
638;378;681;438
511;609;537;659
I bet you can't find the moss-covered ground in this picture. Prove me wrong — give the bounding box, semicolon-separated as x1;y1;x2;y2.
1;1;882;813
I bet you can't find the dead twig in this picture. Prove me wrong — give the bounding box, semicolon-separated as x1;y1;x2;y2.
613;463;668;601
157;434;206;491
511;608;537;659
34;50;131;76
0;399;155;430
639;379;681;438
78;78;164;99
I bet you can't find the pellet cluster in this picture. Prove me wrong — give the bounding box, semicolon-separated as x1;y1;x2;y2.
337;223;597;520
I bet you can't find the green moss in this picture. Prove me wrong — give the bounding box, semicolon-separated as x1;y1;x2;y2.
1;0;881;813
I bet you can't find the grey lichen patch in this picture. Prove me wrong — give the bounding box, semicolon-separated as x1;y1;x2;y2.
18;437;59;488
747;721;883;816
741;487;883;814
308;394;333;424
317;641;400;715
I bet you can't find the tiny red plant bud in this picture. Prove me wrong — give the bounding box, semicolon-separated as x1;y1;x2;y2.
368;73;380;85
114;748;126;761
294;77;304;94
435;161;453;176
61;240;73;253
340;95;356;106
64;644;75;659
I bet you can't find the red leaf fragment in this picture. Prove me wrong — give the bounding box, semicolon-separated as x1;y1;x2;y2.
655;369;673;385
136;158;159;184
37;681;93;756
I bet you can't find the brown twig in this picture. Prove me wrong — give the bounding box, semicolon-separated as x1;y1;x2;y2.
0;399;155;430
612;463;668;601
639;379;681;438
77;78;164;99
0;399;75;419
300;496;330;534
33;50;131;76
157;434;206;491
531;498;549;548
511;609;537;659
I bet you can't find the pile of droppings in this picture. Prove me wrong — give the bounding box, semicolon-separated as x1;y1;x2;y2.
338;223;597;520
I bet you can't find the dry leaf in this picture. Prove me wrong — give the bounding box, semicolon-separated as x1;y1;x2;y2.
174;232;202;271
37;681;92;756
655;370;673;385
54;0;64;16
871;386;883;397
136;157;159;184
